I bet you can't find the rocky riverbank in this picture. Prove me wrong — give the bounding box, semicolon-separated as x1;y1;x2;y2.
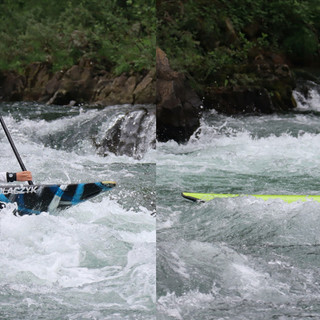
0;58;156;107
0;49;317;146
156;47;309;143
156;0;320;143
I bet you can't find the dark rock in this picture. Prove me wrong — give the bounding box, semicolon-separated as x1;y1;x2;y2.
156;47;179;81
156;48;202;142
0;58;156;106
0;71;25;101
103;74;137;105
44;71;65;101
204;51;297;114
24;62;52;101
96;107;156;159
204;87;275;114
47;89;72;105
93;71;156;106
48;63;98;104
134;69;156;104
92;76;113;103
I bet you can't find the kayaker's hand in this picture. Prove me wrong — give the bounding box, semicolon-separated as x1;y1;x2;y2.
16;171;32;181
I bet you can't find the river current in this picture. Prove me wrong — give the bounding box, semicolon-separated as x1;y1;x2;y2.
157;81;320;319
1;80;320;319
0;103;156;319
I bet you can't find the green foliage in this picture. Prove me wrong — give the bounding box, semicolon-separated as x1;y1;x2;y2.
283;27;319;61
0;0;156;74
157;0;320;86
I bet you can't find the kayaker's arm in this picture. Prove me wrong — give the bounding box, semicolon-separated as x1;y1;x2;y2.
0;171;32;182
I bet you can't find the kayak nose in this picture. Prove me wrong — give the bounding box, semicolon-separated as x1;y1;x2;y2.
101;181;117;188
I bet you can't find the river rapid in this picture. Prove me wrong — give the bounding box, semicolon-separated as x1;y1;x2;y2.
2;80;320;319
157;80;320;319
0;103;156;320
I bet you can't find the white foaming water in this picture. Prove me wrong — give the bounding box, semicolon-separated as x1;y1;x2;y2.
0;199;155;318
157;82;320;319
294;82;320;111
1;104;156;164
157;130;320;198
0;104;156;319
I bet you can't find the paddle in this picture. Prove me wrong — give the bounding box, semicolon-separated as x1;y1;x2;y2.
0;116;33;185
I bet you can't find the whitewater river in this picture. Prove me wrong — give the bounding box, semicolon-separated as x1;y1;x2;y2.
2;81;320;319
0;103;156;319
157;83;320;319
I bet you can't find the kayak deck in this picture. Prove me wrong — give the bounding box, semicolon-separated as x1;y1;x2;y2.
0;181;116;215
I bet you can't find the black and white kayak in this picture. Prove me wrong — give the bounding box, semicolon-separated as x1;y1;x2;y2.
0;181;116;215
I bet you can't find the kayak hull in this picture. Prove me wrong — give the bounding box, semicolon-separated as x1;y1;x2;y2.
0;181;116;215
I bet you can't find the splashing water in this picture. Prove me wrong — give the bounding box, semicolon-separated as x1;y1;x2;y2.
157;79;320;319
0;103;156;319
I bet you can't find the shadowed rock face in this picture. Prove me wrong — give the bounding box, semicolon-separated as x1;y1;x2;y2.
203;52;297;114
95;106;156;159
0;59;156;106
0;70;25;101
156;48;203;143
204;86;290;115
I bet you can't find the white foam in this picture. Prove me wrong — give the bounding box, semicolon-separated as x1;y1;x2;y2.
294;86;320;111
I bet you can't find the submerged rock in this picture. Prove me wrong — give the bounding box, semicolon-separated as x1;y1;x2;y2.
95;106;155;159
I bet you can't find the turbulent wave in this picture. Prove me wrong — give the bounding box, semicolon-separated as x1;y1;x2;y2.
157;78;320;319
95;106;156;160
0;103;156;319
0;199;156;319
0;103;156;162
294;79;320;112
157;197;320;319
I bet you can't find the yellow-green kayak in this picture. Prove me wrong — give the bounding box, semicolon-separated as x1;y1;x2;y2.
181;192;320;203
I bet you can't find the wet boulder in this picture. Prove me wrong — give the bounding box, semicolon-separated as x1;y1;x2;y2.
95;107;155;159
156;48;202;143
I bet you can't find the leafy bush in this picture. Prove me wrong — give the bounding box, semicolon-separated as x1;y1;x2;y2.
157;0;320;86
0;0;156;74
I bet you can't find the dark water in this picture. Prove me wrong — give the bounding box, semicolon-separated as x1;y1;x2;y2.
157;82;320;319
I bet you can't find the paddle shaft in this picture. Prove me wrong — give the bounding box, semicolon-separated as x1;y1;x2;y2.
0;116;33;185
